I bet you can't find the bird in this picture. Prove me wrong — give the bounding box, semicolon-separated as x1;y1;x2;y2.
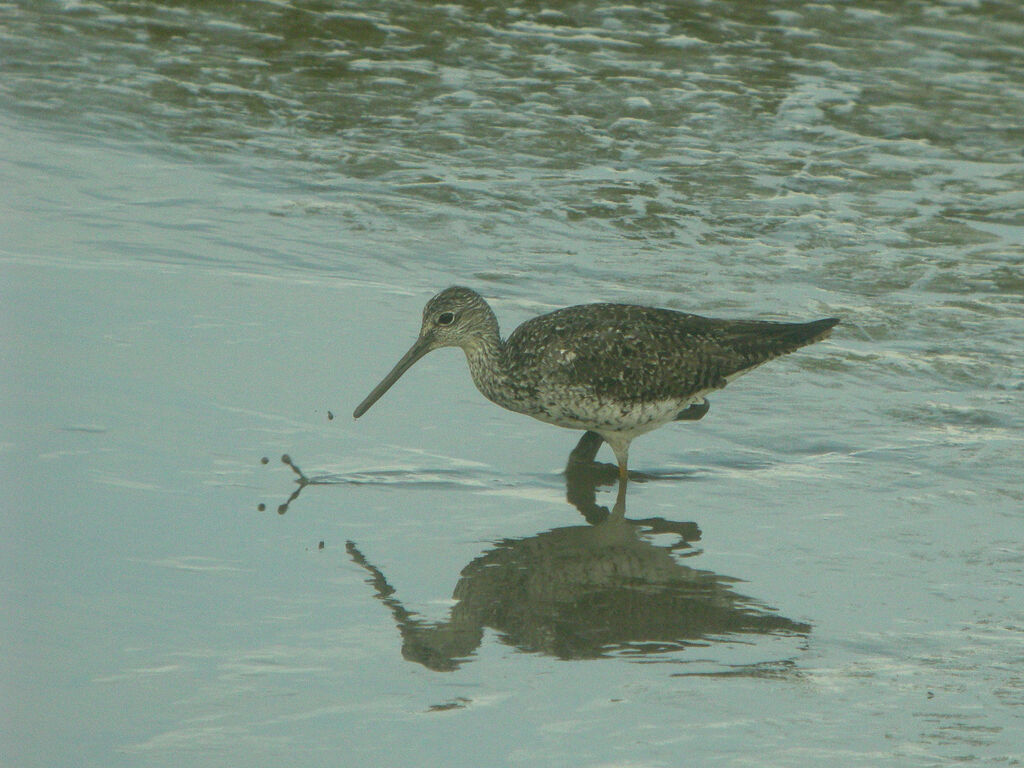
353;286;837;483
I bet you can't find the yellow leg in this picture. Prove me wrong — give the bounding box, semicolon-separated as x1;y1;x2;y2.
602;434;631;519
603;434;630;485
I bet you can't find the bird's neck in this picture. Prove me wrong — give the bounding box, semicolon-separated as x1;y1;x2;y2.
461;330;511;405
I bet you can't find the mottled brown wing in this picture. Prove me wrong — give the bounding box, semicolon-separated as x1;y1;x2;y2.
506;304;837;404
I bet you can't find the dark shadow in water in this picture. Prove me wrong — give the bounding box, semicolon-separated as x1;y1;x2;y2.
342;431;811;672
562;429;701;526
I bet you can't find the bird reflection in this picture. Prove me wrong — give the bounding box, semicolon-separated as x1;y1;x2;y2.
347;430;811;672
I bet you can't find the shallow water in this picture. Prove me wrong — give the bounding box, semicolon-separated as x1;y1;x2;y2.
2;1;1023;766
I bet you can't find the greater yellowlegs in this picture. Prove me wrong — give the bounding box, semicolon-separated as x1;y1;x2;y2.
353;287;837;481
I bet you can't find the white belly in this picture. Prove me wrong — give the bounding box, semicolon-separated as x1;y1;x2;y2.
526;394;702;437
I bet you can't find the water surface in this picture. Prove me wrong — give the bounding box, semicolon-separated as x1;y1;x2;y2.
2;1;1022;766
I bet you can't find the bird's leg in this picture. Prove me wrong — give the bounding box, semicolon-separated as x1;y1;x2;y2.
596;434;631;515
606;439;630;519
604;436;630;487
617;457;629;483
611;474;628;519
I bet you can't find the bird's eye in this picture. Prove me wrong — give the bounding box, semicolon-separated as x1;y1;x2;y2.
437;311;455;326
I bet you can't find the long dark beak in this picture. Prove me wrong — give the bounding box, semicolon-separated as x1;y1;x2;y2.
353;336;433;418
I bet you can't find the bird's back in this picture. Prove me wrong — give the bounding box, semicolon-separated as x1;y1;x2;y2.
504;303;838;407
